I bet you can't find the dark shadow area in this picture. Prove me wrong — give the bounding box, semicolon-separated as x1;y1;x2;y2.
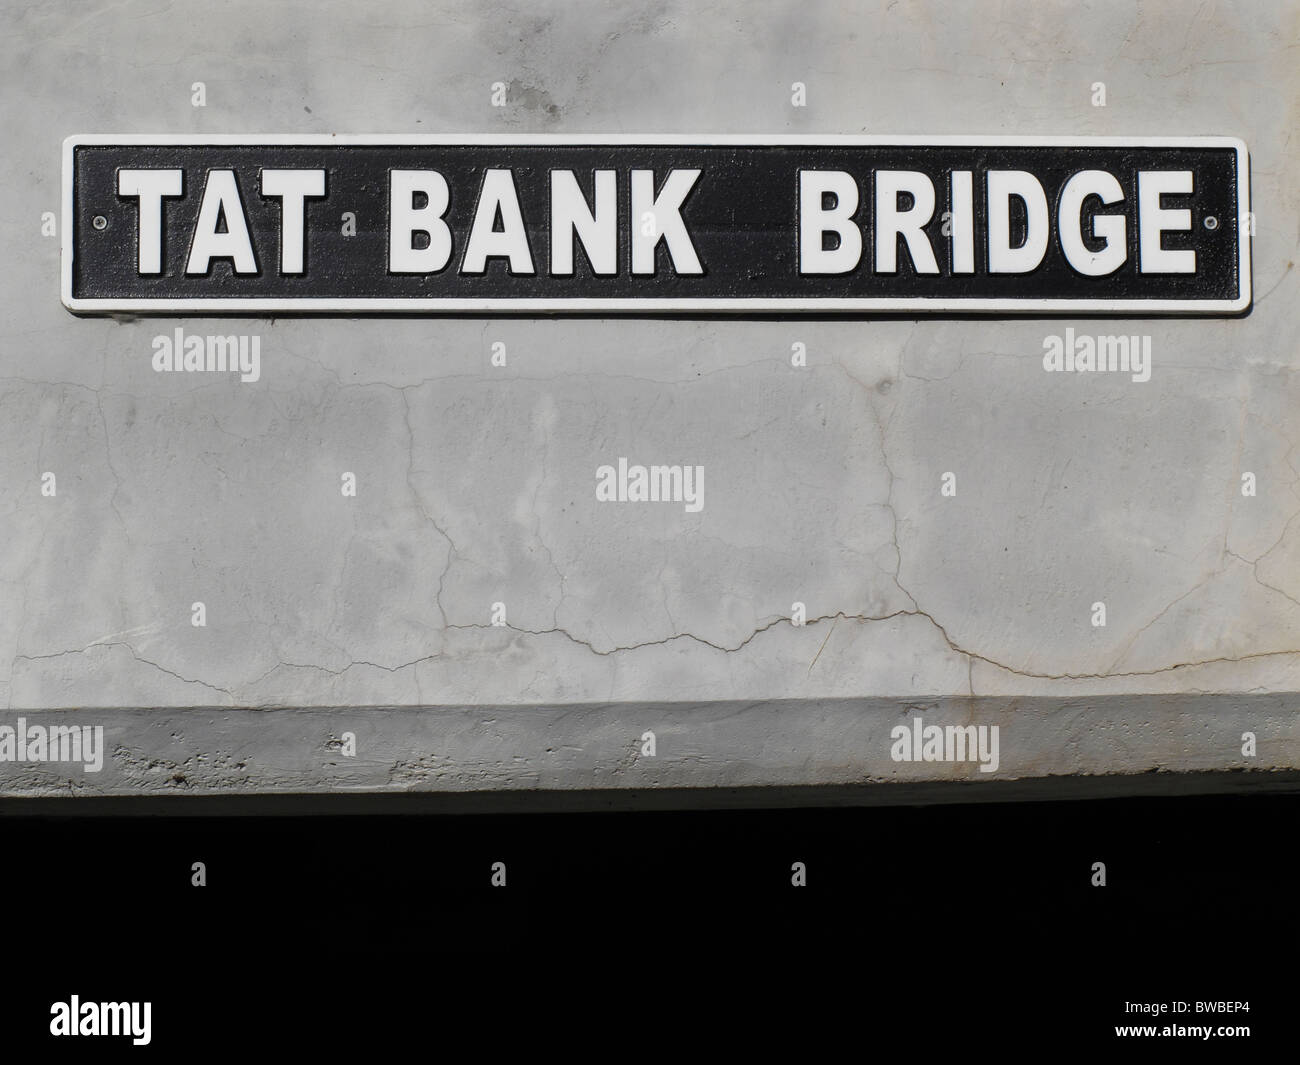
3;791;1293;1051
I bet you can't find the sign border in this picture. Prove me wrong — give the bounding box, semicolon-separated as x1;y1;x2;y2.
61;133;1252;314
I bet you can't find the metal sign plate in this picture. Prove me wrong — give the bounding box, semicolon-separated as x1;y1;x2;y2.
62;134;1250;314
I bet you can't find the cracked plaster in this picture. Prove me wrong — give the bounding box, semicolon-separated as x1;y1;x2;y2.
0;0;1297;797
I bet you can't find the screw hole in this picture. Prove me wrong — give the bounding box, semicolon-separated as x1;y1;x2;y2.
1204;215;1219;231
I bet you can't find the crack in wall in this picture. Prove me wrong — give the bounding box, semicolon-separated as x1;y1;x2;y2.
8;331;1300;701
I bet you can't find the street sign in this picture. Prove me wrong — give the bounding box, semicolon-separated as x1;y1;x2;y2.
63;134;1250;314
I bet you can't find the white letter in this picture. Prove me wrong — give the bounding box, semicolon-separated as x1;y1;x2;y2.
240;335;260;383
186;170;257;274
118;169;183;274
874;171;938;273
84;726;103;772
683;466;704;513
260;168;325;274
949;170;974;273
631;169;702;274
595;465;616;502
1139;170;1195;273
132;1002;151;1046
389;170;452;273
978;726;1000;773
462;169;534;274
987;170;1049;273
550;170;616;275
1059;170;1127;276
1131;335;1151;383
151;334;172;372
799;170;861;274
889;724;910;762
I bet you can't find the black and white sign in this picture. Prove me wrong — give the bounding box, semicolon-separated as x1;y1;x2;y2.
62;135;1250;314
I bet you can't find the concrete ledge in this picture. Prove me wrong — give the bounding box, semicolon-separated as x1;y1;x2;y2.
1;695;1294;808
3;773;1300;817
